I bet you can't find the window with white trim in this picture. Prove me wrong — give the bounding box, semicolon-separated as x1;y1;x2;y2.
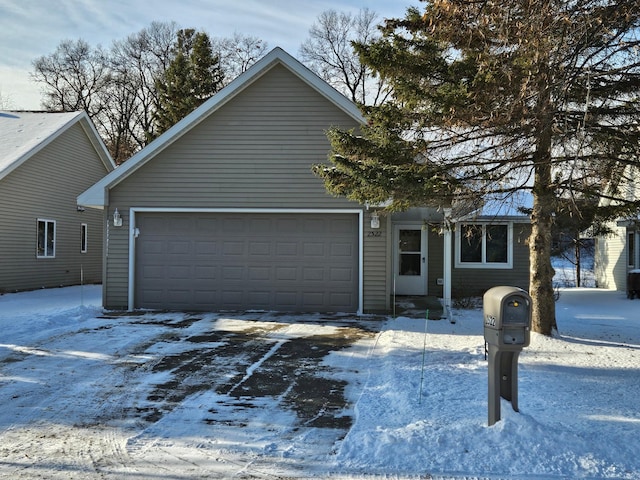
37;219;56;258
455;223;512;268
81;223;88;253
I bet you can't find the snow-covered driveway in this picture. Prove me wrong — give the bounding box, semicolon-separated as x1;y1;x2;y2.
0;286;379;478
0;285;639;479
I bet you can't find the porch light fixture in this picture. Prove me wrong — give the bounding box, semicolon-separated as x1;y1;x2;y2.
113;208;122;227
370;211;380;229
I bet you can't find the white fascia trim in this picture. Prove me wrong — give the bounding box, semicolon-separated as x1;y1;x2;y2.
127;207;364;315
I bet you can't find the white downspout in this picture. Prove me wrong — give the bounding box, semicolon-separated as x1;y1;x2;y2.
443;208;454;323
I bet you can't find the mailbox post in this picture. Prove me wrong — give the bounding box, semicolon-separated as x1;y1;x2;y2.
483;286;532;426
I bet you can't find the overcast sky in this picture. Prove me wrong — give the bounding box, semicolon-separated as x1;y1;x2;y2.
0;0;413;110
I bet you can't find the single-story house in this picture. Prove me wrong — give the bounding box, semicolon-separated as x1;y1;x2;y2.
0;110;115;292
78;47;530;315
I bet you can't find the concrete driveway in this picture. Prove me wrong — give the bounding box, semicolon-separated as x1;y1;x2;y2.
0;307;382;478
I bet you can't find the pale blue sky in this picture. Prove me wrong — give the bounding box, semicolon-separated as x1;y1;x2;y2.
0;0;413;110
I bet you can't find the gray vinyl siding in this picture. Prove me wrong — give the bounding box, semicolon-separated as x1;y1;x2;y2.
594;223;626;290
104;64;383;311
362;211;389;313
451;223;531;297
110;65;360;209
0;123;108;292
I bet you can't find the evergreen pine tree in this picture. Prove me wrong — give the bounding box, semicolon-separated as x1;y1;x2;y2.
153;29;223;138
314;0;640;335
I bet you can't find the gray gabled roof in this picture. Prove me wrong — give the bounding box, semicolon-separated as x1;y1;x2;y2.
78;47;366;209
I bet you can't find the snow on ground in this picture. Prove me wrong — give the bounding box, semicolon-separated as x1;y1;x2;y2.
0;284;639;479
552;248;596;288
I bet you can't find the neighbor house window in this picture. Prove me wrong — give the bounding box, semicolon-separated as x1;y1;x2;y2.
81;223;88;253
628;232;636;268
37;219;56;258
456;223;512;268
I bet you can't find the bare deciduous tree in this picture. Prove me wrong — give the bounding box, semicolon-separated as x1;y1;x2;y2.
32;39;110;118
108;21;178;155
212;33;269;86
31;24;267;163
300;8;391;106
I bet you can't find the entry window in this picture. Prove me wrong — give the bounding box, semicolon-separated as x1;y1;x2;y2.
37;219;56;258
629;232;636;268
399;229;421;276
456;223;512;268
81;223;88;253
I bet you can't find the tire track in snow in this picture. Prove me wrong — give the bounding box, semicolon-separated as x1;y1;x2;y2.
227;338;288;396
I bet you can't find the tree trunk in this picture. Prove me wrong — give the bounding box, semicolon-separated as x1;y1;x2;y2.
528;22;558;336
529;193;557;335
575;240;581;288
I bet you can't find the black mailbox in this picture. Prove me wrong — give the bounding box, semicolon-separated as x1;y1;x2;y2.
483;286;532;426
483;286;531;348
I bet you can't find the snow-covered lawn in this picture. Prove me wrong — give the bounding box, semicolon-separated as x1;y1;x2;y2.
0;285;638;479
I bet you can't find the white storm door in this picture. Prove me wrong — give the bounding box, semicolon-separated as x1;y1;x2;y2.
394;225;427;295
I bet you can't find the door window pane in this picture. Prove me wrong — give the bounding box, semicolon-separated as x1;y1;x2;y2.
399;230;421;252
399;229;421;276
400;254;421;276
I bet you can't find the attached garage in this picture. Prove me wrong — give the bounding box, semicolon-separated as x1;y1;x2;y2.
133;210;361;313
78;48;389;314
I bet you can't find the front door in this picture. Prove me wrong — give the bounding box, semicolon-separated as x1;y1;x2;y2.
394;225;427;295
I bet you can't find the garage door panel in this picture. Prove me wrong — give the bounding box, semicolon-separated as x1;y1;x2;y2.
276;242;297;256
249;242;270;255
223;218;245;232
331;243;353;257
302;267;324;281
249;266;270;280
222;266;244;280
167;266;190;279
195;241;217;254
248;291;270;305
195;217;218;233
223;241;244;255
135;212;359;312
303;242;324;256
167;289;190;303
275;266;297;281
330;267;353;282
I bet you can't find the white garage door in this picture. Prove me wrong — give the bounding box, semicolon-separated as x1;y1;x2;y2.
134;212;359;312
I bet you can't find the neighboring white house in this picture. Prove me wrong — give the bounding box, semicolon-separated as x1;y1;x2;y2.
594;165;640;295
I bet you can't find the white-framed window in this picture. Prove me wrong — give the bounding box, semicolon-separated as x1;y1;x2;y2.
81;223;88;253
455;222;513;269
37;219;56;258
